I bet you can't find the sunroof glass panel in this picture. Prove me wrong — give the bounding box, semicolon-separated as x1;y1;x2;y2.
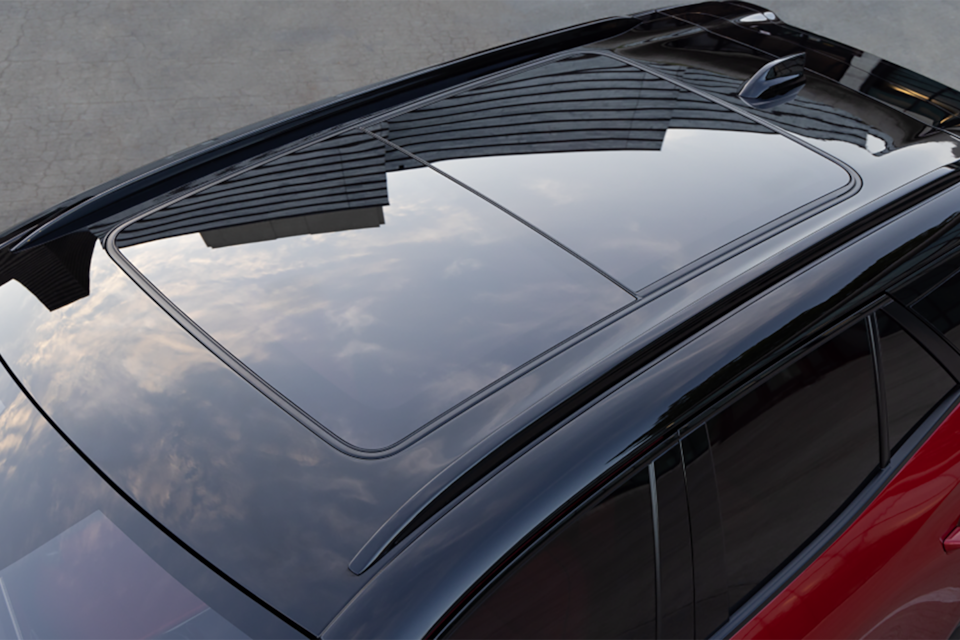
118;131;633;451
382;53;852;292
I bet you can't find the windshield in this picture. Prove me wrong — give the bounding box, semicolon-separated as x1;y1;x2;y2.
0;511;245;640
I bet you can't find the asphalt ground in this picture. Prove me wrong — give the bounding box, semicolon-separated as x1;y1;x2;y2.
0;0;957;233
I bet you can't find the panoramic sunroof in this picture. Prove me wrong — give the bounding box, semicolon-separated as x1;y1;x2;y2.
115;52;853;453
117;131;633;451
381;53;852;292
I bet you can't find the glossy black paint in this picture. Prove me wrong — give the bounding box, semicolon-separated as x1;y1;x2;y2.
665;2;960;132
6;140;956;639
596;9;960;182
324;177;960;639
2;3;960;638
681;426;728;637
653;445;694;638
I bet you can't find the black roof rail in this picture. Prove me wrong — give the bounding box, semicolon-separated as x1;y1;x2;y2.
349;164;960;576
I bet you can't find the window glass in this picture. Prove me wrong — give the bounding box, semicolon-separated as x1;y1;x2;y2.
911;267;960;350
876;309;956;451
383;53;850;293
682;426;728;636
448;468;656;639
708;320;879;607
0;511;245;640
119;131;633;451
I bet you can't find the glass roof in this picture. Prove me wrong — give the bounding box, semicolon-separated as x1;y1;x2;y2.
381;53;852;292
119;132;632;451
116;53;852;452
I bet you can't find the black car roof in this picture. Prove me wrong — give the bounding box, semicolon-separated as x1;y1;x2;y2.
108;52;852;454
2;2;960;634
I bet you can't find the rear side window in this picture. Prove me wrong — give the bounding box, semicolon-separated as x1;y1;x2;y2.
448;466;657;639
708;320;880;607
875;309;956;452
910;267;960;346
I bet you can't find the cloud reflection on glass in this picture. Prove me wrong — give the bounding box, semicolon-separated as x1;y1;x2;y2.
121;147;633;451
0;249;444;632
430;129;849;291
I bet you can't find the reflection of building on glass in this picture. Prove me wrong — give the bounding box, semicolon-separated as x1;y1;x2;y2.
755;23;960;131
379;51;894;164
115;129;389;249
0;510;245;639
114;51;905;254
0;231;95;311
380;54;769;167
631;59;897;154
200;206;385;248
606;27;910;153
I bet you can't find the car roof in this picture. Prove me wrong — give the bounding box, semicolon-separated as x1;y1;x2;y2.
2;2;960;634
108;52;852;454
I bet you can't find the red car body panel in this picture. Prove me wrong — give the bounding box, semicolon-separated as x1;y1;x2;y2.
736;404;960;639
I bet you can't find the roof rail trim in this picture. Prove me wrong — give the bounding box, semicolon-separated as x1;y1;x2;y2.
349;164;960;576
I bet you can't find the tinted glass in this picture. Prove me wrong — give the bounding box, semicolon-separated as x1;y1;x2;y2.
708;320;879;607
383;53;850;292
448;468;656;639
876;310;956;451
0;353;295;638
119;130;633;451
0;511;245;640
912;267;960;351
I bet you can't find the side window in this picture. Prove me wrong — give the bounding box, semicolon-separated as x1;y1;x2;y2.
708;320;880;608
448;302;959;640
448;460;659;639
910;266;960;347
875;309;956;452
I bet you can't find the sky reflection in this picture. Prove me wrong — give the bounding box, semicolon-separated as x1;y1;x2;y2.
432;129;851;291
122;161;633;451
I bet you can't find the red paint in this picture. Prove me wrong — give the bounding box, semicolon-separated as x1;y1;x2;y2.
944;527;960;553
734;406;960;639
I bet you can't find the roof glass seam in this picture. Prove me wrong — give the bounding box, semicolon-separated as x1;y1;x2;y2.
364;48;861;303
361;126;639;300
105;47;860;459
